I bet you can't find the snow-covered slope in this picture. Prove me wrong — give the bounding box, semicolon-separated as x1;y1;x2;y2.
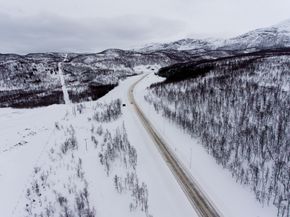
135;73;278;217
144;49;290;217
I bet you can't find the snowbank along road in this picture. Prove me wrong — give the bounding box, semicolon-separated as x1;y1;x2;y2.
129;74;222;217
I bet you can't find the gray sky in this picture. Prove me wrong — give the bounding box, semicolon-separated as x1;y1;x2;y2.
0;0;289;54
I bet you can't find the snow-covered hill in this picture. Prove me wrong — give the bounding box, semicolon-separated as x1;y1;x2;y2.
221;19;290;50
0;50;195;108
138;38;222;52
138;19;290;52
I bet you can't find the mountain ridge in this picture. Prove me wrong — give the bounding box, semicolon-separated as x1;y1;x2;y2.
138;18;290;52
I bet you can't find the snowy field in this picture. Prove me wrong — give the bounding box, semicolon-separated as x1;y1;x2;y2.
0;73;197;217
134;72;278;217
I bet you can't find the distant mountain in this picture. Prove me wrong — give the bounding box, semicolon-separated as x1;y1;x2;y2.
138;38;222;52
139;19;290;52
221;19;290;50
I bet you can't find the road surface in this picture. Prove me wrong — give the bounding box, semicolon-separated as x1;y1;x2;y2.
58;54;70;105
128;74;222;217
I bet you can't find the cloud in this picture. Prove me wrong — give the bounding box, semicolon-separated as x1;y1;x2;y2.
0;13;186;54
0;0;289;54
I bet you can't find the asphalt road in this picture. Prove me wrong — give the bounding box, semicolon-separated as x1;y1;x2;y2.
128;74;222;217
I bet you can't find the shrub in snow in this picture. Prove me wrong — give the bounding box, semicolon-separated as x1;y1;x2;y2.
61;127;78;154
93;99;122;122
24;125;95;217
99;124;137;175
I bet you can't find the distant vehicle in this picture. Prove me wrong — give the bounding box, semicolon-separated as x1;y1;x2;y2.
122;104;126;107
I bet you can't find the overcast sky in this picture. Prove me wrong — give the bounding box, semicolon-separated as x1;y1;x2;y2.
0;0;289;54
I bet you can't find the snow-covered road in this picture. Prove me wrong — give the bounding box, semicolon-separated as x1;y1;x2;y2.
129;75;221;217
58;54;70;104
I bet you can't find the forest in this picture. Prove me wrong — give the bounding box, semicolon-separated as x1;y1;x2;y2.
145;52;290;217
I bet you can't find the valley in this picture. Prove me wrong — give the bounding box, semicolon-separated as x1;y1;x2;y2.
0;18;289;217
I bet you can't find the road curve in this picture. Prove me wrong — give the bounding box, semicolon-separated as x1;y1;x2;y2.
128;74;222;217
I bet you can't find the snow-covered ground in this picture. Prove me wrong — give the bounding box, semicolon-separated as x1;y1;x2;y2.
0;73;197;217
134;72;278;217
1;68;279;217
0;105;67;216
